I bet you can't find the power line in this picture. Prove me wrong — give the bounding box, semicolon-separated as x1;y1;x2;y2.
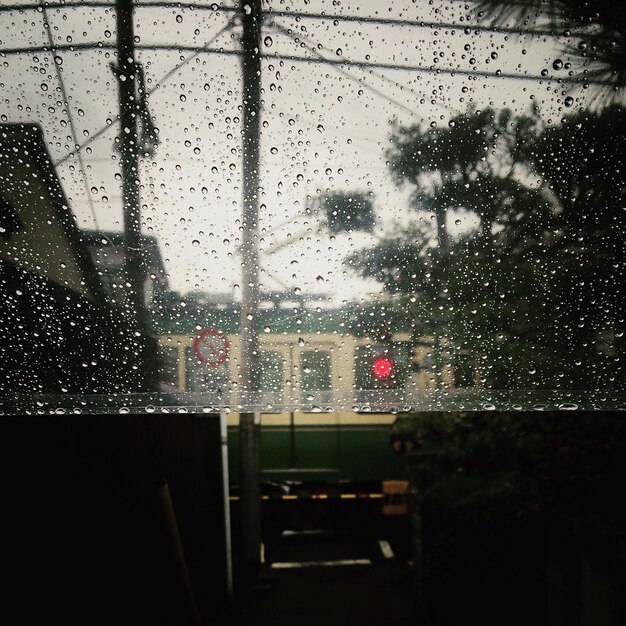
270;20;458;117
54;17;235;166
41;4;99;228
3;42;609;85
271;22;421;121
263;7;584;39
1;2;609;40
262;50;604;85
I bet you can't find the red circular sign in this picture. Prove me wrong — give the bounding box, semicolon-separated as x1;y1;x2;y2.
193;328;230;367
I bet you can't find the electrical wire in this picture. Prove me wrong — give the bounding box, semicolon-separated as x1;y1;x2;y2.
54;16;237;166
5;41;606;86
41;4;99;228
2;2;611;40
270;20;458;117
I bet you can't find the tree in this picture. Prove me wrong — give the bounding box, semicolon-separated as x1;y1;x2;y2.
386;106;548;248
318;190;376;235
349;105;625;389
522;105;626;383
475;0;625;101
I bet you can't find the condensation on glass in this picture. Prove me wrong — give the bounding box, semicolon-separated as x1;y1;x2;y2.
0;0;624;414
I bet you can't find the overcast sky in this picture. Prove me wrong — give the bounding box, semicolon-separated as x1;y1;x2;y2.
1;0;596;303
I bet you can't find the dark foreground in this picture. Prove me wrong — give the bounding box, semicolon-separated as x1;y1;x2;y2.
223;529;415;626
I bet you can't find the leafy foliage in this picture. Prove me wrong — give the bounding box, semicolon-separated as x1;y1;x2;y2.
319;190;376;235
392;410;626;625
386;107;545;246
475;0;625;100
349;105;625;389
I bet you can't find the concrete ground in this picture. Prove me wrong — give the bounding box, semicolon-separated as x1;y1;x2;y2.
223;529;416;626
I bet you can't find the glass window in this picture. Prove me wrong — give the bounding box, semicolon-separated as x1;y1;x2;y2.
258;350;283;393
0;0;623;412
300;350;331;392
158;345;180;390
185;347;229;394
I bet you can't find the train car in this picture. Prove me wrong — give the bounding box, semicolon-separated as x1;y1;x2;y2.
153;300;459;488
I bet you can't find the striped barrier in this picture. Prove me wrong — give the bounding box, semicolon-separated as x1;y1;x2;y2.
229;492;384;501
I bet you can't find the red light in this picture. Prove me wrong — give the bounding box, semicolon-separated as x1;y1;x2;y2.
372;355;394;380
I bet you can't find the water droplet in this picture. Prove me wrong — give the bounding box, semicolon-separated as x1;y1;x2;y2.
263;326;271;333
264;36;273;47
176;14;183;23
40;83;48;91
104;29;111;38
192;239;200;247
335;48;343;56
180;94;186;102
552;59;563;70
482;403;496;411
490;51;498;60
204;83;210;91
317;124;324;132
564;96;574;107
558;402;579;410
316;275;325;283
54;55;62;65
270;146;278;155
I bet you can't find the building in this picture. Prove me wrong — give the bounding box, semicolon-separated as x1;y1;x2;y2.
81;230;170;311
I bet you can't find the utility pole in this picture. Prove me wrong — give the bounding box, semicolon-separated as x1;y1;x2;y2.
238;0;262;574
116;0;146;327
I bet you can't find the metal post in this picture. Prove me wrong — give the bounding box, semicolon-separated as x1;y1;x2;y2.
239;0;262;574
116;0;146;326
220;411;234;600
